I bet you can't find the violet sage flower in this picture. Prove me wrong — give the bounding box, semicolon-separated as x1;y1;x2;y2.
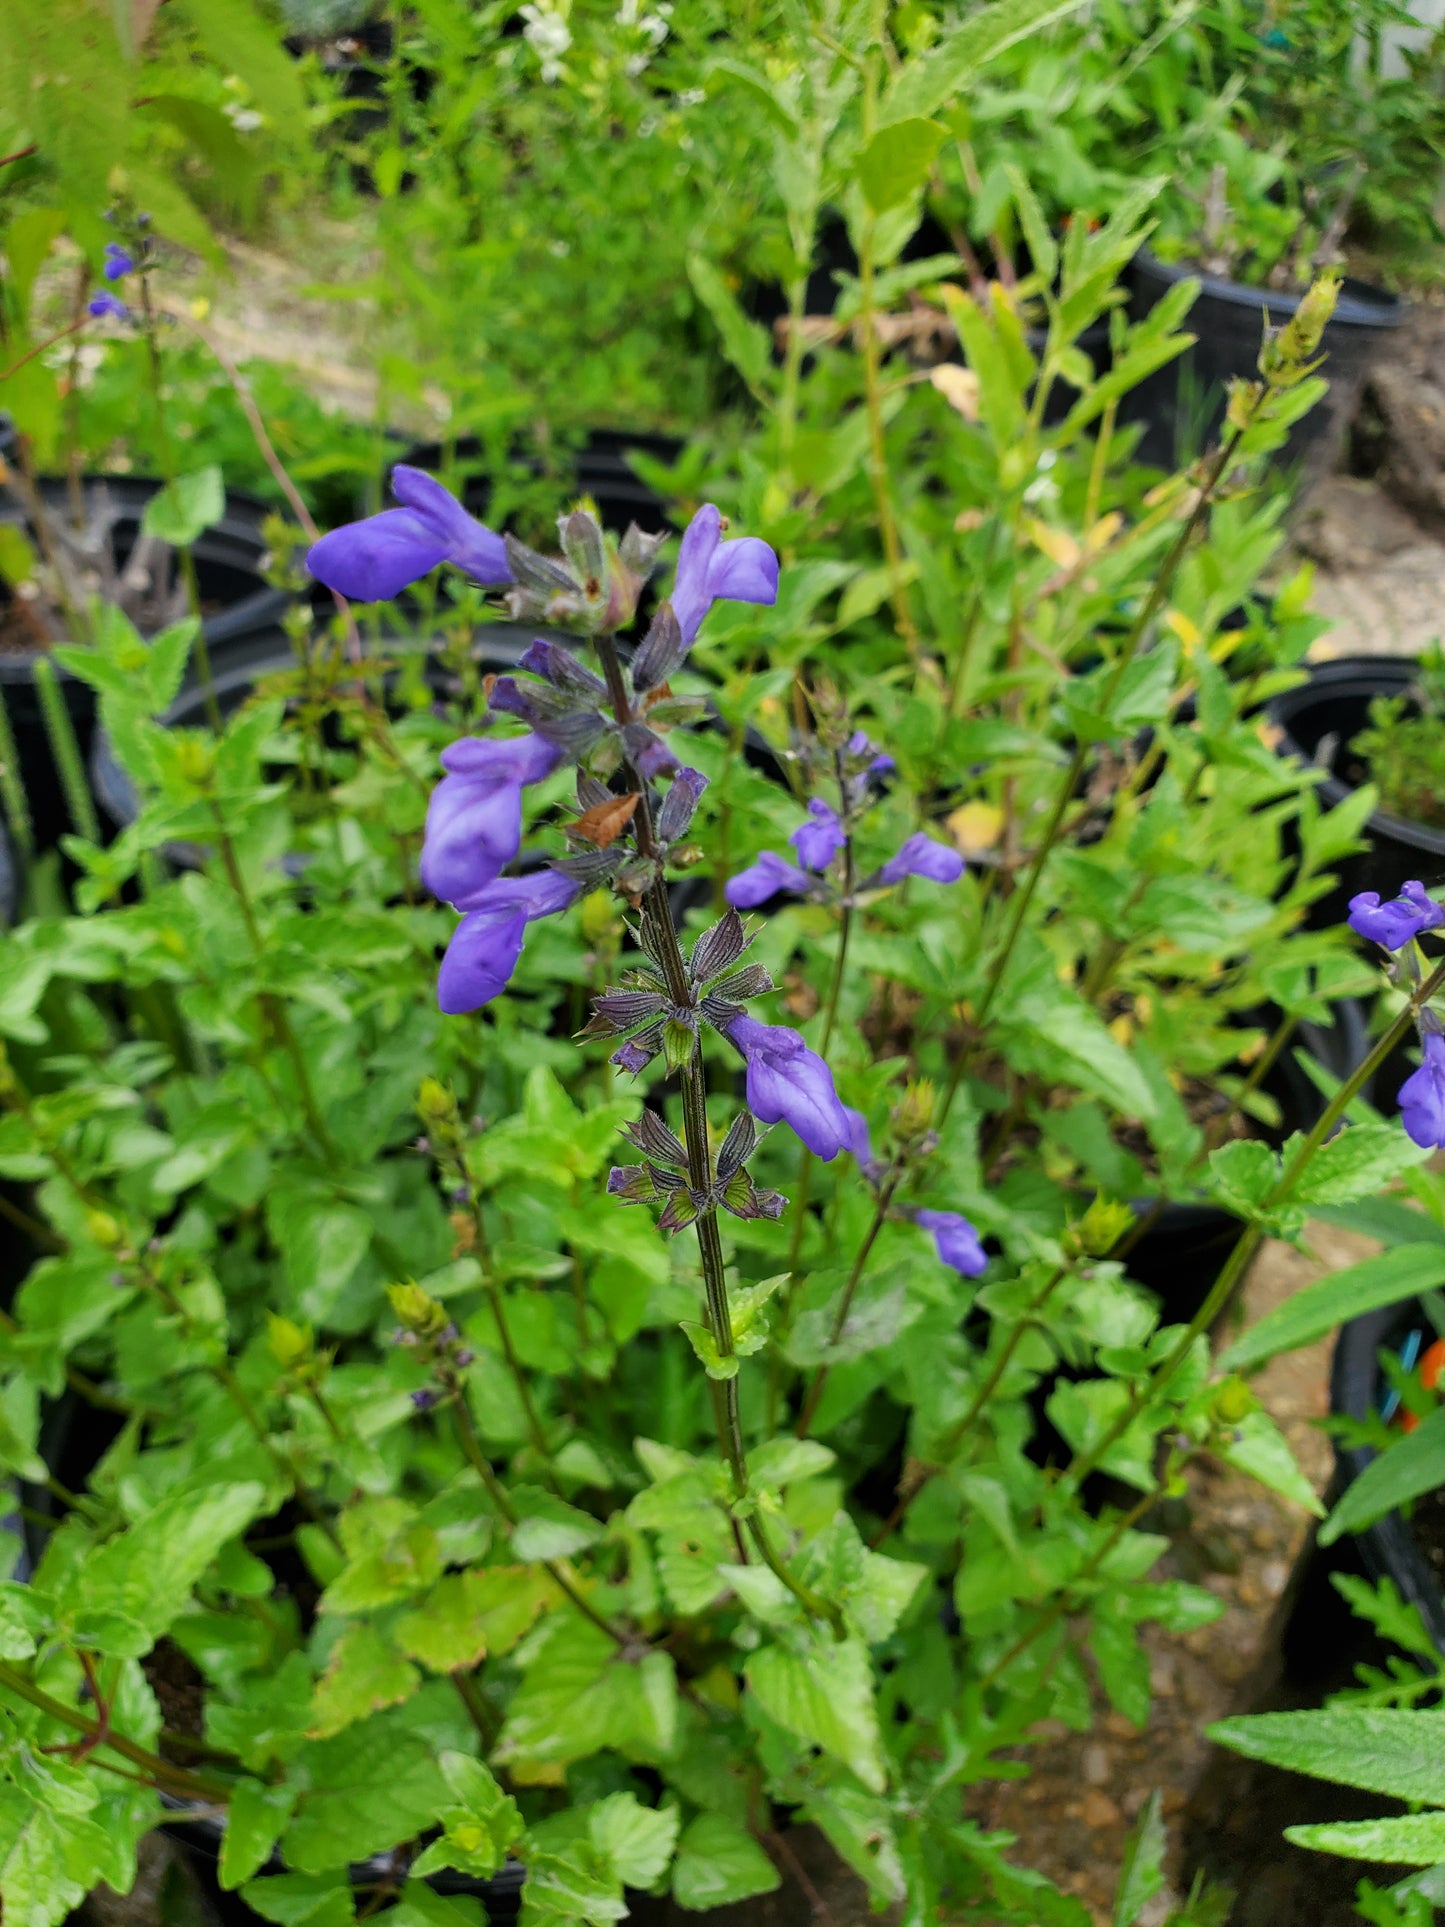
724;851;812;910
437;870;581;1015
791;799;846;871
307;465;513;603
1400;1032;1445;1150
874;832;965;888
670;503;779;645
727;1014;852;1160
87;291;128;320
913;1208;987;1278
1348;881;1445;951
420;733;560;906
103;242;134;282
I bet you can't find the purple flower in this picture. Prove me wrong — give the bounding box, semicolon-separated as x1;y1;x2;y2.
876;833;964;888
1400;1032;1445;1150
791;799;845;872
670;504;779;645
724;849;812;909
915;1209;987;1277
307;465;513;603
727;1015;852;1160
843;1107;872;1164
87;291;127;320
847;730;895;774
421;733;560;907
102;243;134;282
437;870;581;1014
612;1040;652;1075
1348;882;1445;952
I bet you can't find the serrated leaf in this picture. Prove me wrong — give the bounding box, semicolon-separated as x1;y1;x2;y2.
1285;1123;1430;1208
1321;1403;1445;1546
745;1637;885;1791
588;1792;680;1889
510;1487;605;1562
857;117;945;212
1214;1410;1324;1518
1284;1813;1445;1865
410;1751;523;1881
220;1779;298;1891
308;1623;419;1739
62;1481;266;1643
1211;1708;1445;1804
671;1812;780;1911
140;465;224;548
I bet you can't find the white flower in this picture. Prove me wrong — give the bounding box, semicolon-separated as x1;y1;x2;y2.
521;3;571;79
675;87;705;108
624;51;649;75
223;101;265;133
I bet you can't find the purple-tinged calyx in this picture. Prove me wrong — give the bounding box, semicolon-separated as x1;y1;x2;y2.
306;464;512;603
1348;881;1445;952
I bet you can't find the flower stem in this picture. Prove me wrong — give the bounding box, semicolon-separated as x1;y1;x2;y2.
0;1658;234;1803
1065;954;1445;1491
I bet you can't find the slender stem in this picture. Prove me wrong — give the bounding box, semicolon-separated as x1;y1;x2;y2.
446;1376;628;1646
0;1659;233;1802
941;416;1256;1125
0;322;84;385
796;1178;895;1439
1067;955;1445;1491
32;655;99;844
858;218;916;654
0;680;34;865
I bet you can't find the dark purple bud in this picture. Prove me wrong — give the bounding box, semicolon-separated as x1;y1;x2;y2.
690;908;750;985
914;1209;987;1278
450;1183;470;1204
1349;881;1445;951
671;504;780;646
727;1015;852;1161
1401;1033;1445;1148
453;1348;475;1368
631;604;686;692
724;851;811;909
441;1323;459;1343
716;1110;759;1180
620;1111;688;1165
624;724;678;779
110;1270;128;1289
612;1040;653;1074
411;1387;440;1410
656;767;708;844
517;638;607;698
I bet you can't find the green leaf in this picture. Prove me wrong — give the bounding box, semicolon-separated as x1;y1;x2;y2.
495;1619;677;1769
588;1792;680;1889
1214;1411;1324;1518
1210;1708;1445;1804
1219;1246;1445;1373
671;1812;780;1911
884;0;1092;120
240;1871;355;1926
1285;1123;1430;1208
857;117;945;213
140;465;225;548
319;1499;442;1614
410;1751;523;1882
686;255;773;398
220;1779;298;1891
63;1481;266;1643
510;1487;605;1562
679;1319;738;1381
745;1637;885;1791
283;1694;463;1873
1321;1403;1445;1545
168;0;308;131
523;1844;628;1921
1113;1790;1166;1926
1285;1813;1445;1866
308;1622;420;1739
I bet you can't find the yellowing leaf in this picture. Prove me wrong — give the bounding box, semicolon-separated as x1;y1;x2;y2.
308;1623;419;1738
1164;609;1201;649
928;363;980;420
945;801;1003;857
1026;519;1081;570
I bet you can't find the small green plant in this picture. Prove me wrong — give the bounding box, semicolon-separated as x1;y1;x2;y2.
1352;646;1445;831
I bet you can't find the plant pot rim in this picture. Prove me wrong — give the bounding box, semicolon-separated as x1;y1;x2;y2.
1133;246;1406;329
1268;655;1445;859
1331;1298;1445;1651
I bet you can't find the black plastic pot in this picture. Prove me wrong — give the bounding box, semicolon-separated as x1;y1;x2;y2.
1332;1297;1445;1653
0;478;289;859
398;428;684;540
1269;654;1442;932
1122;248;1404;475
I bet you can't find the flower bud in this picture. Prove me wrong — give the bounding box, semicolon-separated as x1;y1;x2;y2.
1068;1194;1135;1259
85;1210;125;1251
416;1078;456;1127
387;1280;450;1339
